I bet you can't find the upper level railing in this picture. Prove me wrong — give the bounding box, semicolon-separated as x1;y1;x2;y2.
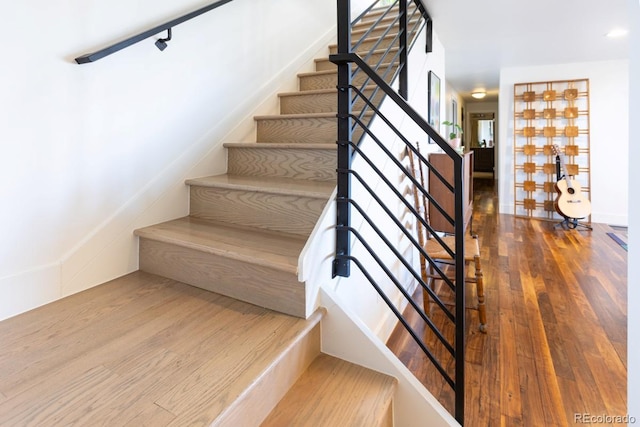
74;0;234;64
330;0;466;423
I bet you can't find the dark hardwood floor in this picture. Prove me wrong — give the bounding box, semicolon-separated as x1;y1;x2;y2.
387;178;628;426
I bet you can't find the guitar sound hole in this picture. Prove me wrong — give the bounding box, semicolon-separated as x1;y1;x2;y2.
568;188;575;195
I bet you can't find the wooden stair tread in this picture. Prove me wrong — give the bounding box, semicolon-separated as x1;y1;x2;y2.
135;217;306;274
255;111;372;121
297;66;393;78
355;15;410;26
297;69;339;78
262;354;397;426
278;88;336;97
224;142;335;149
356;47;400;58
254;111;337;120
186;174;334;199
352;16;420;33
328;34;401;50
278;85;378;98
323;46;399;56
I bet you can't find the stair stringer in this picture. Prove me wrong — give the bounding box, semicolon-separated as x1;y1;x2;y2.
319;287;458;427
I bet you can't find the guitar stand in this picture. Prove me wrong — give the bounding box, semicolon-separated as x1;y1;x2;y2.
555;216;592;230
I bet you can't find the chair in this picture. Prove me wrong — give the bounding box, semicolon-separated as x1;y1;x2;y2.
407;145;487;333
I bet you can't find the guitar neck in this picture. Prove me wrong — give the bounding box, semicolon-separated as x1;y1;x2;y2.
556;149;574;189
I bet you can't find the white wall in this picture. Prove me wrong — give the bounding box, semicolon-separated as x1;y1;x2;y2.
498;60;629;225
442;84;462;123
628;0;639;414
0;0;336;320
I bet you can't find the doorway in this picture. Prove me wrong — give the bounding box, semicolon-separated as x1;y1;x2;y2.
469;112;495;179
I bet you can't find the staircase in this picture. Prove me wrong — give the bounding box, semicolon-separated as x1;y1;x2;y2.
0;3;439;427
129;3;421;425
134;46;344;321
0;3;458;427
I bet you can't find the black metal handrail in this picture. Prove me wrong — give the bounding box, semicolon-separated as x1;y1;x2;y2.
75;0;234;64
331;0;466;423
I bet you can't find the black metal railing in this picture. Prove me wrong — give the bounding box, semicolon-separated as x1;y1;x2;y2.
75;0;235;64
330;0;466;423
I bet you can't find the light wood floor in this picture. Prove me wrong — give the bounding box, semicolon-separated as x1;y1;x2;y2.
0;273;319;426
387;178;628;426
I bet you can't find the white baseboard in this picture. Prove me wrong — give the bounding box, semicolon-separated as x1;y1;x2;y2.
591;213;629;227
0;264;60;321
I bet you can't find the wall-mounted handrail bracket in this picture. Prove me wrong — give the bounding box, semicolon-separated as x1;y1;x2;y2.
155;28;173;51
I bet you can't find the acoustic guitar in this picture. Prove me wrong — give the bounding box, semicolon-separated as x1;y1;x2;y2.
551;144;591;219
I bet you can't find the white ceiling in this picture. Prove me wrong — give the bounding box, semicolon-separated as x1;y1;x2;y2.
427;0;631;102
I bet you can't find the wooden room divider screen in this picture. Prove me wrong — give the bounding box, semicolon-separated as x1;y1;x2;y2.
513;78;591;222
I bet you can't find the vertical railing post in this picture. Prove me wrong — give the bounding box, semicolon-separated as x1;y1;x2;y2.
453;155;466;425
425;16;433;53
333;0;353;278
413;0;433;53
399;0;408;99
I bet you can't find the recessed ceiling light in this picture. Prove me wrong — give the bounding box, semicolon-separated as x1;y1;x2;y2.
606;28;628;38
471;91;486;99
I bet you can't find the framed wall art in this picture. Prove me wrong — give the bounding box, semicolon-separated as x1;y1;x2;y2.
428;71;441;142
451;97;458;129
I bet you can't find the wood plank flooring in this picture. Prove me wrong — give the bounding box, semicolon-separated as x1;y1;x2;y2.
386;178;628;426
262;354;396;427
0;272;321;426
